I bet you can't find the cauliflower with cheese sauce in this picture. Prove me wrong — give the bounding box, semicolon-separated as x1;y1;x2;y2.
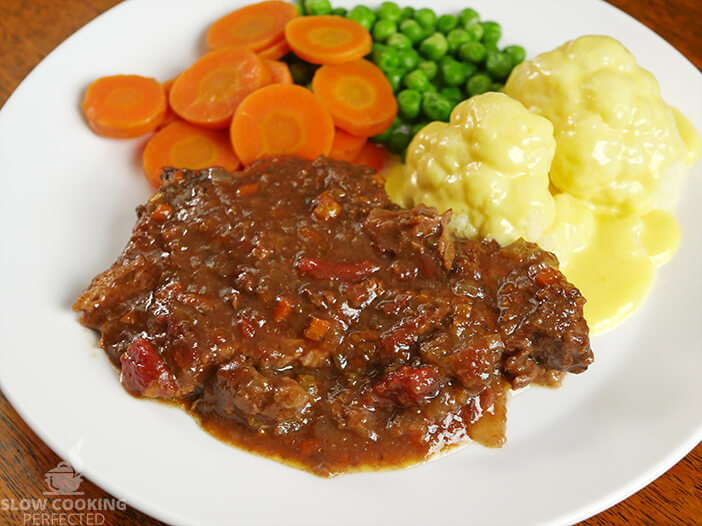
504;35;690;215
393;92;556;245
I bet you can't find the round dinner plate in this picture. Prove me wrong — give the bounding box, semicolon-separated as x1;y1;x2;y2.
1;1;700;525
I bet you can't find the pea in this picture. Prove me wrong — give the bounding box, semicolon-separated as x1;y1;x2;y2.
371;42;387;58
459;7;480;27
411;121;429;137
463;61;478;79
437;14;458;34
376;1;402;22
439;86;463;104
399;19;424;44
422;83;437;93
384;68;404;92
422;92;452;121
404;69;431;92
465;21;484;41
289;62;316;85
504;45;526;65
376;47;400;72
441;59;469;86
397;47;420;71
388;129;412;154
446;29;471;54
387;33;412;50
466;73;491;96
331;7;347;16
485;51;512;80
397;89;422;119
304;0;331;15
373;117;402;142
347;5;376;31
481;21;502;45
417;60;438;80
458;40;486;63
400;6;415;21
415;8;437;30
419;33;448;61
490;82;504;92
294;1;305;16
374;19;398;42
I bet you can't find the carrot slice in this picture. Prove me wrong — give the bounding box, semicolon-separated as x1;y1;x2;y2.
169;48;269;129
156;78;180;130
231;84;334;165
143;120;240;187
330;128;366;162
312;59;397;137
353;141;390;173
206;0;298;52
258;39;291;60
285;16;372;65
82;75;166;138
264;60;293;85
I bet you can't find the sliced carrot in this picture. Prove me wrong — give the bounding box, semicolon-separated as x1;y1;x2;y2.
285;16;372;65
264;60;293;85
258;38;291;60
169;48;269;129
82;75;166;138
206;0;298;52
231;84;335;165
312;59;397;137
353;141;390;173
143;120;240;187
156;78;180;130
329;128;366;162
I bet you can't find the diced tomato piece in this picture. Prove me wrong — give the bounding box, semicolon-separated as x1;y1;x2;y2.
120;337;178;398
373;365;440;407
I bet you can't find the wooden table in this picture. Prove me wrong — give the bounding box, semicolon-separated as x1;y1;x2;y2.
1;0;700;524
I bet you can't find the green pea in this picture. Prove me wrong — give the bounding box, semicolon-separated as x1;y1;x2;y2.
446;29;471;54
384;68;405;92
373;19;398;42
373;117;402;142
463;61;478;79
490;82;504;92
397;48;420;70
397;89;422;119
437;14;458;34
464;21;484;41
304;0;331;15
422;92;452;121
419;32;448;61
458;40;486;63
387;33;412;50
371;42;387;58
415;8;437;30
417;60;438;80
504;45;526;65
377;1;402;22
347;5;376;31
485;51;512;80
376;47;400;72
422;83;437;93
400;6;415;21
411;121;429;137
294;1;305;16
439;86;463;104
331;7;347;16
399;19;425;44
440;59;469;86
404;69;431;92
388;129;412;154
458;7;480;27
466;73;491;96
481;21;502;45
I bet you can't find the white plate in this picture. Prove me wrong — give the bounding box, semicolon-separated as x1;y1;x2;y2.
1;1;700;525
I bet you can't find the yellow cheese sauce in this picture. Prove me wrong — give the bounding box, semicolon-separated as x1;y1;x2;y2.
386;36;699;334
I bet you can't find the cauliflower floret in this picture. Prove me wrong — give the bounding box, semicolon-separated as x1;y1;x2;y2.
505;35;690;215
394;92;556;245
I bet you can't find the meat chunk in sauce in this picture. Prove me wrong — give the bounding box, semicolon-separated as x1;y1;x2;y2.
73;156;593;476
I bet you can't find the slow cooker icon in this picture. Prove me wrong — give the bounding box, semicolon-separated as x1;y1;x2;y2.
43;461;84;495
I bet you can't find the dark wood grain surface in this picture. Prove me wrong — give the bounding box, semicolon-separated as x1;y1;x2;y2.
0;0;700;525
